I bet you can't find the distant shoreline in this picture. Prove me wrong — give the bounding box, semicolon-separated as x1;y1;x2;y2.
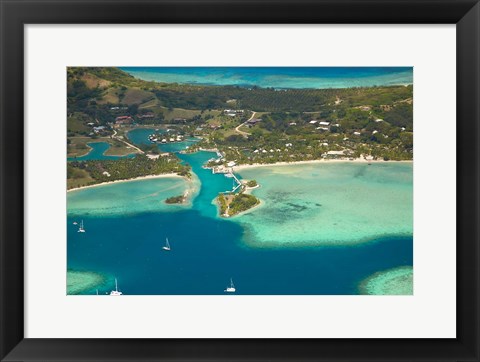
67;173;184;193
233;158;413;171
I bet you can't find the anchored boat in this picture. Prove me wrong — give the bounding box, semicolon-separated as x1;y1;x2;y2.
224;278;236;293
162;237;171;251
109;278;123;296
77;220;85;233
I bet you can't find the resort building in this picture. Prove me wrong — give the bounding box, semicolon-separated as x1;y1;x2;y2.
246;119;262;127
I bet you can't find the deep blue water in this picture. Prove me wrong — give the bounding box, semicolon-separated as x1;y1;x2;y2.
67;142;136;161
120;67;413;89
67;130;413;295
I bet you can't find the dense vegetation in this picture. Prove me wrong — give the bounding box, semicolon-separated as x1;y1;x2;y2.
67;154;190;189
67;67;414;172
165;195;185;204
68;67;412;115
217;192;260;217
217;194;228;215
228;193;259;216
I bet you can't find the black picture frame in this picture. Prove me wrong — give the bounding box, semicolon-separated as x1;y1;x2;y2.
1;0;479;361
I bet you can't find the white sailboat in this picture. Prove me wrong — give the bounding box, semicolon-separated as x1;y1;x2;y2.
109;278;123;296
224;278;236;293
162;237;171;251
77;220;85;233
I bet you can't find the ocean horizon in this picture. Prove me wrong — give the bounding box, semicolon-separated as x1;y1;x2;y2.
120;67;413;89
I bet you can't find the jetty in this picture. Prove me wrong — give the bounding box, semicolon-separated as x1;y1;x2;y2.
229;172;242;193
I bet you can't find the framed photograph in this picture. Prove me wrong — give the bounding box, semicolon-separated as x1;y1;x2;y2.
1;0;479;361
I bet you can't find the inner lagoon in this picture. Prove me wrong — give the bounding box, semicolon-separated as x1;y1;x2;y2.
67;131;413;295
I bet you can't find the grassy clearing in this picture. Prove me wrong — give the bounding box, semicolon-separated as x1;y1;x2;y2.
80;73;111;89
67;137;93;157
158;107;221;121
103;139;139;156
122;88;155;105
67;137;137;157
253;111;269;118
219;129;241;138
161;107;201;120
97;87;120;104
67;113;92;134
139;98;159;109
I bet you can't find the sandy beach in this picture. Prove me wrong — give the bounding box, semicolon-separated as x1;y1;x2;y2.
67;173;184;193
233;158;413;171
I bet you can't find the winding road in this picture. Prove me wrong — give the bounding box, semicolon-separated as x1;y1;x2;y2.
111;129;144;154
235;111;256;136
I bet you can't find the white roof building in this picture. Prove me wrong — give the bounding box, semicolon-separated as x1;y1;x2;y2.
319;121;330;126
375;119;384;123
227;161;236;167
309;120;318;124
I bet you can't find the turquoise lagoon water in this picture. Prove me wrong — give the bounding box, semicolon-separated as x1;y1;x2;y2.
236;162;413;246
67;142;136;161
68;177;194;217
67;132;413;295
121;67;413;89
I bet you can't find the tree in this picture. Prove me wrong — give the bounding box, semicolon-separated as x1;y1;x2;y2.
128;104;139;116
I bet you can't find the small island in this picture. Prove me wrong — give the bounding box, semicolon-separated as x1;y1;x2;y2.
217;192;260;217
165;195;186;204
